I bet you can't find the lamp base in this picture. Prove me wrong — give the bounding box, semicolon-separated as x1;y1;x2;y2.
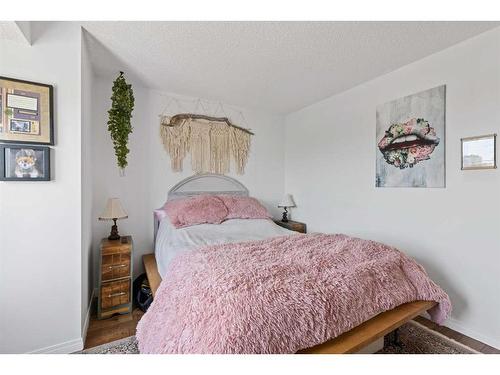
281;208;289;223
108;219;121;241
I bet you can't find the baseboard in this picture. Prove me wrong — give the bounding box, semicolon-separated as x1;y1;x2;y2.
82;289;96;345
28;290;96;354
28;337;83;354
444;317;500;349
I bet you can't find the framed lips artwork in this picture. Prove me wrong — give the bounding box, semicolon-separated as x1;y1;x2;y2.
376;85;446;188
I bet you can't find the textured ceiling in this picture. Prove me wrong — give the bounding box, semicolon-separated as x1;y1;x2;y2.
83;21;499;114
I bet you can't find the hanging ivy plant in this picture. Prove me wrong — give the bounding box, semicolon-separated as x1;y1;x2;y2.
107;71;135;172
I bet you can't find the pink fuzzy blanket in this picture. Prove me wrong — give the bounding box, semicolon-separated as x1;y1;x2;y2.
136;233;451;354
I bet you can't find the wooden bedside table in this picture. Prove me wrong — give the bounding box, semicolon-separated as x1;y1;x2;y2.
98;235;133;319
273;220;307;233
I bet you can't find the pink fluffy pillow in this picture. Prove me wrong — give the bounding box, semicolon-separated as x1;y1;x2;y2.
164;195;228;228
218;195;270;220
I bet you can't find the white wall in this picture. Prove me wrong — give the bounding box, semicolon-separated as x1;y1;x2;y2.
90;77;286;283
0;22;83;353
81;29;94;338
285;28;500;347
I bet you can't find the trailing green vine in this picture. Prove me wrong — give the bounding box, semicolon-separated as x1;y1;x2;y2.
107;71;135;171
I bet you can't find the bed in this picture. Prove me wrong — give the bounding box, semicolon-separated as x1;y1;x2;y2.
140;173;448;354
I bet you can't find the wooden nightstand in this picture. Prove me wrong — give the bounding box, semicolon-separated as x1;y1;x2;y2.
98;235;133;319
274;220;307;233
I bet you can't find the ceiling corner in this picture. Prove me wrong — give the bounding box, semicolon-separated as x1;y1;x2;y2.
14;21;32;45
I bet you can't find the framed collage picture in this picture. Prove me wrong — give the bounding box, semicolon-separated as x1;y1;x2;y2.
0;144;50;181
0;76;54;145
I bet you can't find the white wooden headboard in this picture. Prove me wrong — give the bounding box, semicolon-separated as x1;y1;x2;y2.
154;174;249;247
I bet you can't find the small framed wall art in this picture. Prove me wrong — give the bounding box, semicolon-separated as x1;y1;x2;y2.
461;134;496;170
0;144;50;181
0;76;54;145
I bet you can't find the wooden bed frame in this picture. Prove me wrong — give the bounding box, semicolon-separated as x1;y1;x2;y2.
144;254;435;354
145;174;436;354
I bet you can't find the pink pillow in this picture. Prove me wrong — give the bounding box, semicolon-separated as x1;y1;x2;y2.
164;195;228;228
218;195;270;220
154;208;168;222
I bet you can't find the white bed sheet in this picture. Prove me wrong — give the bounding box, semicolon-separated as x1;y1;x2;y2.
155;218;294;278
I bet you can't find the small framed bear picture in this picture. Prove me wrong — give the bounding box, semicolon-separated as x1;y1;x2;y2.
0;144;50;181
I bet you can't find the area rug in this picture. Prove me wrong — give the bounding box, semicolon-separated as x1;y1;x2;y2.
83;336;139;354
82;320;477;354
378;320;478;354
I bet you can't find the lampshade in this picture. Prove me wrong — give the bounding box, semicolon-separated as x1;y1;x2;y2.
99;198;128;221
278;194;296;208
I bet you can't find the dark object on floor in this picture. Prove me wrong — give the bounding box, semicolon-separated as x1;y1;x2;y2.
133;273;153;312
385;327;403;350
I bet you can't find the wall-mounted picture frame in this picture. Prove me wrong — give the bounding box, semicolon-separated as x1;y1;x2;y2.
461;134;496;170
376;85;446;188
0;144;50;181
0;76;54;145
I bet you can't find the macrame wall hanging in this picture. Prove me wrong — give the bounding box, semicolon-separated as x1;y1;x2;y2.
160;113;254;175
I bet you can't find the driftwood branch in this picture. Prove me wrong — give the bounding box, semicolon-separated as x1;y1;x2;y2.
161;113;254;136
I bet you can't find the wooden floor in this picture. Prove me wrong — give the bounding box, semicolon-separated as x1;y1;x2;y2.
84;299;498;353
84;302;145;349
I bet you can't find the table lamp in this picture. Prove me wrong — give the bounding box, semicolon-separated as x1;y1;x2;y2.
99;198;128;240
278;194;296;223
